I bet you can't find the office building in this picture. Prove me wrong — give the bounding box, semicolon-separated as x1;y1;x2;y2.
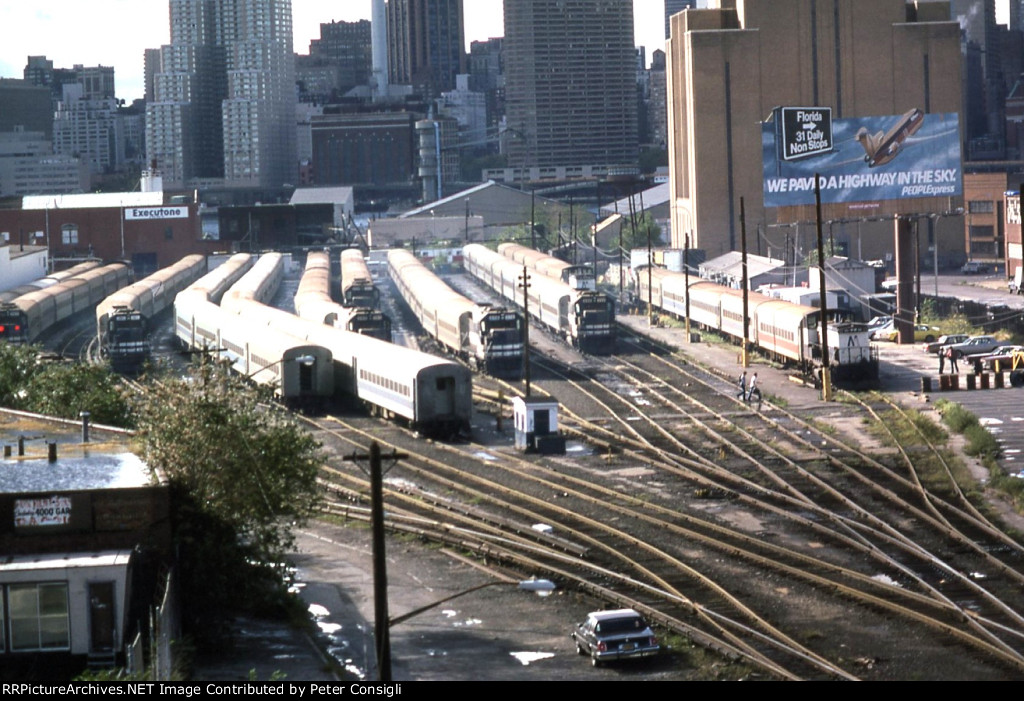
667;0;962;259
664;0;697;39
146;0;297;189
386;0;466;99
503;0;638;175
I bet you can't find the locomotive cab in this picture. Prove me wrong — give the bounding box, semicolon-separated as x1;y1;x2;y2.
0;305;28;345
106;307;149;371
574;293;615;354
479;308;525;378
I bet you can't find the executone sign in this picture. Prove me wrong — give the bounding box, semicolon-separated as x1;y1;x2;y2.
125;205;189;220
762;110;961;207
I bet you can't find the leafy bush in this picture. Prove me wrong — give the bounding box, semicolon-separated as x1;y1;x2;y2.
964;422;1001;459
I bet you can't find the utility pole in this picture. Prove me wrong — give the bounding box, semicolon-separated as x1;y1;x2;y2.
740;198;750;368
519;265;531;396
344;442;408;682
684;232;691;342
814;174;833;402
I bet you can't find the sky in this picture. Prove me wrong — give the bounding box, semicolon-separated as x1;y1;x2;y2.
0;0;672;104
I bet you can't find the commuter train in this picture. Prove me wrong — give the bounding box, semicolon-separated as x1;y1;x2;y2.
387;248;524;378
96;254;208;372
174;253;335;404
0;260;102;304
340;248;380;308
497;242;596;290
463;243;616;354
219;252;472;438
0;262;131;345
296;251;391;340
635;265;878;386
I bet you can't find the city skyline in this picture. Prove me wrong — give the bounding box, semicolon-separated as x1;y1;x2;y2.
0;0;673;103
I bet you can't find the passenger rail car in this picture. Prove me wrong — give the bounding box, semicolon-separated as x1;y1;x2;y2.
340;248;380;309
219;255;470;436
173;253;252;348
220;252;284;308
635;266;877;385
296;252;391;341
463;243;615;354
173;254;333;403
0;260;102;304
0;262;131;345
223;295;472;438
175;289;333;402
387;248;524;378
497;242;596;290
96;254;207;372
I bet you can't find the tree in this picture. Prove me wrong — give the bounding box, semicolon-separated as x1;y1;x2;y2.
22;361;134;427
620;212;663;252
0;343;40;409
132;360;323;641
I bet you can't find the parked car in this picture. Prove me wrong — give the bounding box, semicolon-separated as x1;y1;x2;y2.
922;334;969;354
946;335;1002;359
868;319;895;340
866;315;892;332
965;345;1024;372
571;609;660;666
961;261;990;274
883;324;940;343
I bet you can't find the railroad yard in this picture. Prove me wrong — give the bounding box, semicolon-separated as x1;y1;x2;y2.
24;257;1024;681
265;265;1024;682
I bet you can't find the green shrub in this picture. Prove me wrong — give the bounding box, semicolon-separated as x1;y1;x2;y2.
964;422;1001;458
937;400;977;433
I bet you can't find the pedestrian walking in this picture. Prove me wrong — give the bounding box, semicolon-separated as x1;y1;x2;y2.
947;346;959;374
736;371;747;399
938;347;945;374
747;372;760;403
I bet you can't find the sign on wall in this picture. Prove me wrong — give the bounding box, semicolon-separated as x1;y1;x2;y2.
779;107;833;161
14;495;71;527
124;205;189;220
763;109;962;207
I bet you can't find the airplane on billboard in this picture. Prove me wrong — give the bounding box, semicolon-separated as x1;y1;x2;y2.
854;108;924;167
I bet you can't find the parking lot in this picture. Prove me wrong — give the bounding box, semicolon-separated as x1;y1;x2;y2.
874;340;1024;474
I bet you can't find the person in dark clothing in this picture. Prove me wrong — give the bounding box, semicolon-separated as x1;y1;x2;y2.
947;345;959;374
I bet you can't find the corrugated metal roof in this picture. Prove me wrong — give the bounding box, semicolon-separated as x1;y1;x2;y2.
289;186;354;205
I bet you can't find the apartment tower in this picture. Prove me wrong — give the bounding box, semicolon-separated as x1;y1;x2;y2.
386;0;466;99
146;0;296;189
503;0;638;173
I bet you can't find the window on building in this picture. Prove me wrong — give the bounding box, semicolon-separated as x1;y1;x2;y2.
7;582;70;651
61;224;78;245
968;200;994;214
165;227;173;240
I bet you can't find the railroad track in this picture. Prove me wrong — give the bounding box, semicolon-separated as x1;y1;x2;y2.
303;370;1024;681
462;326;1024;675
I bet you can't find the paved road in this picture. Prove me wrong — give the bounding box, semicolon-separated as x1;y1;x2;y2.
873;340;1024;476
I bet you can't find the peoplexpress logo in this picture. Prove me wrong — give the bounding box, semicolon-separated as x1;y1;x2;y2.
125;206;188;220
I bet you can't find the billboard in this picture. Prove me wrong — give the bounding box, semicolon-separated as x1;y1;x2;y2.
762;109;961;208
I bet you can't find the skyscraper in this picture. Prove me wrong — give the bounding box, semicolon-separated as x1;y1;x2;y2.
664;0;696;40
146;0;296;189
503;0;638;173
386;0;466;99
